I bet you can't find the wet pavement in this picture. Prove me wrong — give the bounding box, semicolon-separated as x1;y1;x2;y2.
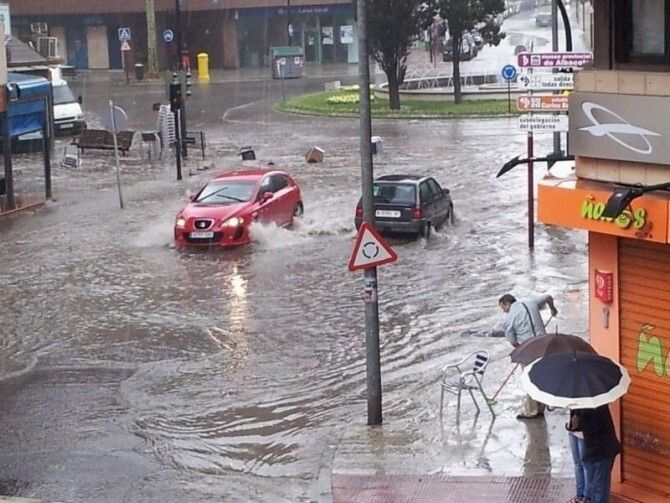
0;7;593;503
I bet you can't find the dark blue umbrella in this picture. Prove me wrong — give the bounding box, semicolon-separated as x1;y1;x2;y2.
521;351;630;409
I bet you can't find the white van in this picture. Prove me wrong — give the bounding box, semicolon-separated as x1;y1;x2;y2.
50;66;86;134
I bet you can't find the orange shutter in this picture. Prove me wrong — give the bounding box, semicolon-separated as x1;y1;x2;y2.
619;238;670;497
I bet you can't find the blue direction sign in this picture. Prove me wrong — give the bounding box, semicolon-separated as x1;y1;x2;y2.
501;64;517;82
163;29;174;43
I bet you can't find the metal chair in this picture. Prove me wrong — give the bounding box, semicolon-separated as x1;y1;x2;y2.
440;350;495;420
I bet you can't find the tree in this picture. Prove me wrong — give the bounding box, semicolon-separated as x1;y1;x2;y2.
436;0;505;103
362;1;434;110
145;0;159;77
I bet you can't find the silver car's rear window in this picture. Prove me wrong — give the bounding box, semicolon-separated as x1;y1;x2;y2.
373;183;416;205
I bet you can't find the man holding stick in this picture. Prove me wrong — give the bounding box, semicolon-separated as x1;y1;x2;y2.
498;293;558;420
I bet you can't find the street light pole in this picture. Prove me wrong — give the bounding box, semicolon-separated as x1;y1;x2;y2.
551;0;561;156
174;0;188;157
287;0;292;46
356;0;382;426
175;0;183;71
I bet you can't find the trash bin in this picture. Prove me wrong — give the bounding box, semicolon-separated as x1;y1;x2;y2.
134;63;145;81
197;52;210;81
270;46;305;79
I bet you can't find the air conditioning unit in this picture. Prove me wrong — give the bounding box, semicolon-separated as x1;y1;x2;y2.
37;37;58;59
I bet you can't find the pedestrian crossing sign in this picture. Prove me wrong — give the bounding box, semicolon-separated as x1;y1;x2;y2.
118;27;131;42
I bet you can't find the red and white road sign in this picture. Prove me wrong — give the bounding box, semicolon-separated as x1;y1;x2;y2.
516;94;569;112
517;51;593;68
348;222;398;271
120;40;131;52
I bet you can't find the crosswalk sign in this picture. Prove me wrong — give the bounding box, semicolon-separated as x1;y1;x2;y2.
348;222;398;271
118;27;131;42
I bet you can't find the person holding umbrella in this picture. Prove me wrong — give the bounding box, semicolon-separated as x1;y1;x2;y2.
522;351;629;503
566;409;588;503
498;292;558;419
580;405;621;503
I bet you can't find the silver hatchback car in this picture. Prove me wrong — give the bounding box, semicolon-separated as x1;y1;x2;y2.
354;175;454;238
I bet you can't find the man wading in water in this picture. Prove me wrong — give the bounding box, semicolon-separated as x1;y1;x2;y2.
499;293;558;420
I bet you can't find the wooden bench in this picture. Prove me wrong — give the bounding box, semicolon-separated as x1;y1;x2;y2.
71;129;135;156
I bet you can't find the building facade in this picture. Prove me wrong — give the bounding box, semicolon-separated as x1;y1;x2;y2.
538;0;670;501
7;1;354;70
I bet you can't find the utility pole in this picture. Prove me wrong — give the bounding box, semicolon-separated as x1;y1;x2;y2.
356;0;382;426
145;0;159;77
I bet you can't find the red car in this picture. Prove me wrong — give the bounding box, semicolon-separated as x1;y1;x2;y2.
174;168;303;247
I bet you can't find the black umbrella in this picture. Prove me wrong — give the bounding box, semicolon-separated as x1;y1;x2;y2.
521;351;631;409
510;333;596;366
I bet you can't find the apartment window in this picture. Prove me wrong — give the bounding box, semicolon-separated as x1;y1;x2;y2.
615;0;670;63
633;0;665;55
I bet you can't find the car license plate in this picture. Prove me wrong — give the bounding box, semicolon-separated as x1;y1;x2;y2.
375;210;401;218
190;231;214;239
59;123;74;129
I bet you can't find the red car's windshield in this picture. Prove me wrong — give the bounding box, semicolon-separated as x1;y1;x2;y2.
196;180;256;204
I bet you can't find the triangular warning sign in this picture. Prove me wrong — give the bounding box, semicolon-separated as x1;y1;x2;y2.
348;222;398;271
120;40;131;51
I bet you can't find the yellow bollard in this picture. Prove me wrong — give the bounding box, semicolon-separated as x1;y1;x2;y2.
197;52;210;81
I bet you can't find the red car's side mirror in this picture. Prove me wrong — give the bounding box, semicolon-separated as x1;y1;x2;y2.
188;192;196;201
261;191;274;202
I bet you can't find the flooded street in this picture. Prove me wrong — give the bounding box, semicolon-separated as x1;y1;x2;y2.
0;10;591;503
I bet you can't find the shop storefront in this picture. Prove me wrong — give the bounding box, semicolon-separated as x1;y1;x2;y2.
538;85;670;502
236;4;354;68
12;14;144;70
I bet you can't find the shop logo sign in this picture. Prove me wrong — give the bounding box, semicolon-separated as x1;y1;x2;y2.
637;324;668;377
580;195;647;229
579;102;661;155
569;92;670;166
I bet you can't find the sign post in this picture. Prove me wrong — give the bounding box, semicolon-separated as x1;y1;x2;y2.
100;101;128;209
348;223;398;272
516;94;569;112
517;51;593;68
355;0;382;426
119;27;132;85
517;114;569;132
501;64;517;115
518;72;573;91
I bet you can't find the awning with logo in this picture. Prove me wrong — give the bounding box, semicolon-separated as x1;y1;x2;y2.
538;178;670;244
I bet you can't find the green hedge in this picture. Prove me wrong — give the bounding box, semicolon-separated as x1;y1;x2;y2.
276;90;519;119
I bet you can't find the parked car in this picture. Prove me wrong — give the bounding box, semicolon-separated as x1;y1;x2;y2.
174;168;303;248
354;175;454;238
535;13;552;27
443;33;477;61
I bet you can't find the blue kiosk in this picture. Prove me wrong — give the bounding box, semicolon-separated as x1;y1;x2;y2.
1;72;53;212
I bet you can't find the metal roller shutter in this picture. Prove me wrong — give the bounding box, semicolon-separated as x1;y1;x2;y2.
619;238;670;497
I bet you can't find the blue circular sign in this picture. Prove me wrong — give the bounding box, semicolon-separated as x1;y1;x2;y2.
163;29;174;43
501;64;517;81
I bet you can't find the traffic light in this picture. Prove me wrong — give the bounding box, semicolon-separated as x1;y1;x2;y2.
169;80;182;112
185;70;192;98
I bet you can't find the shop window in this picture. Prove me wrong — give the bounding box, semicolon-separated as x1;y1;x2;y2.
615;0;670;63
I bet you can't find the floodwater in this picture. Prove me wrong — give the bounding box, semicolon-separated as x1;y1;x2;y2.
0;9;591;503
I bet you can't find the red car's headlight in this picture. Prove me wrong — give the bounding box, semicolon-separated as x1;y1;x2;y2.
221;217;244;228
175;217;186;229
